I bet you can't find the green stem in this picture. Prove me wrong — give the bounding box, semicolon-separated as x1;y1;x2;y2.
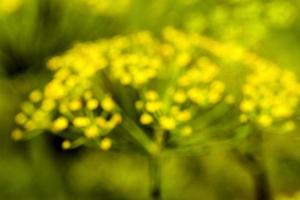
234;130;273;200
252;161;272;200
149;154;162;200
148;129;165;200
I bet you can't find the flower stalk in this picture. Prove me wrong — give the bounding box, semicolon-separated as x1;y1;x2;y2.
149;153;162;200
234;130;273;200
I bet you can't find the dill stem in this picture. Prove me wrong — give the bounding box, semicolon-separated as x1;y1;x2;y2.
235;131;273;200
149;153;162;200
251;160;272;200
149;130;164;200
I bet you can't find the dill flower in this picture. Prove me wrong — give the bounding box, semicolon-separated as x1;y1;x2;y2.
239;65;300;131
11;27;300;200
10;27;232;150
62;140;72;150
100;138;112;150
52;117;69;133
140;113;154;125
11;129;23;141
101;96;115;112
12;27;299;155
12;44;121;147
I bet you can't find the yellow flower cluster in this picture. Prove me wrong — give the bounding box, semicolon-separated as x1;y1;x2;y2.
240;64;300;130
136;58;225;134
134;28;226;135
12;27;300;151
177;57;225;106
136;89;193;135
13;84;121;149
105;32;162;87
12;43;122;150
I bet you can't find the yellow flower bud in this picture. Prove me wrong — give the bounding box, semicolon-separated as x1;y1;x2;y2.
159;116;176;130
15;113;27;125
69;100;82;111
173;90;186;104
41;99;56;111
52;117;68;133
11;129;23;141
111;113;122;124
145;101;161;113
101;96;115;112
120;74;132;85
97;117;109;128
62;140;72;150
100;138;112;150
87;99;99;110
24;120;35;130
84;126;100;139
272;105;292;118
240;100;255;113
73;117;91;128
29;90;42;103
176;110;191;122
258;114;273;127
140;113;153;125
145;90;159;101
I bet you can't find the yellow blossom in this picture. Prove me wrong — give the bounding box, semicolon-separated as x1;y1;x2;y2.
111;113;122;124
145;90;159;101
62;140;72;150
145;101;161;113
15;113;27;125
87;99;99;110
84;125;100;139
41;99;56;111
257;114;273;127
96;117;107;128
11;129;23;141
101;96;115;111
173;90;187;104
140;113;154;125
68;100;82;111
100;138;112;150
73;117;91;128
29;90;42;103
240;100;255;113
159;116;176;130
52;117;69;133
176;110;191;122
